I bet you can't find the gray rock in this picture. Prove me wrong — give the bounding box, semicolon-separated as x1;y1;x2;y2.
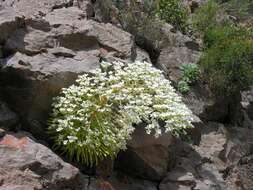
5;7;134;58
11;0;74;18
164;168;196;183
135;47;151;63
0;168;43;190
222;128;253;190
5;27;53;54
48;47;76;58
157;46;201;84
160;123;227;190
73;0;94;18
195;122;227;161
160;124;253;190
88;21;134;59
183;85;230;122
0;51;100;139
0;7;21;42
0;1;135;141
0;132;84;190
226;155;253;190
223;127;253;165
44;6;86;26
116;126;174;181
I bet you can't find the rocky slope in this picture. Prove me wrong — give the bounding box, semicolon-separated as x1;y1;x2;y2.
0;0;253;189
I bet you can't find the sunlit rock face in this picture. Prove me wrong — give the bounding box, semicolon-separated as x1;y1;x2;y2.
0;132;85;190
0;0;136;139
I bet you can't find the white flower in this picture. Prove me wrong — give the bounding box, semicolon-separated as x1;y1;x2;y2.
49;60;194;165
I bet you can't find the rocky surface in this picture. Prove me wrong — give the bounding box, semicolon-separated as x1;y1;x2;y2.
0;0;252;190
159;123;253;190
0;0;135;139
116;126;174;181
156;23;201;84
0;132;83;190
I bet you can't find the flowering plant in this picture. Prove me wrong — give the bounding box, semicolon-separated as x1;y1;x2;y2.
49;61;194;166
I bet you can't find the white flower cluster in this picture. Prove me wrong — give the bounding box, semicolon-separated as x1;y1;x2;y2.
49;61;194;165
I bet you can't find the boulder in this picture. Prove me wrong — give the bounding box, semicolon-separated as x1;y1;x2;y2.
135;47;151;63
0;168;43;190
222;127;253;165
160;123;227;190
0;132;85;190
8;0;74;18
0;50;100;139
73;0;94;18
0;3;135;139
222;127;253;190
226;155;253;190
116;126;174;181
159;124;253;190
157;46;201;84
156;23;201;84
0;7;22;43
183;85;230;122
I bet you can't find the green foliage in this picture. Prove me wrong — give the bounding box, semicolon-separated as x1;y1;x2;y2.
203;24;252;48
111;0;125;9
49;61;194;166
178;63;199;94
193;1;253;96
192;0;222;33
219;0;253;18
177;80;190;94
157;0;189;32
200;27;253;95
181;63;199;84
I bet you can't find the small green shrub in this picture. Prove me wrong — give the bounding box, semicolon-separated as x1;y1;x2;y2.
193;1;253;96
157;0;189;32
200;37;253;95
192;0;221;33
49;61;194;166
181;63;199;84
178;80;190;94
219;0;253;19
203;25;253;48
177;63;199;94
